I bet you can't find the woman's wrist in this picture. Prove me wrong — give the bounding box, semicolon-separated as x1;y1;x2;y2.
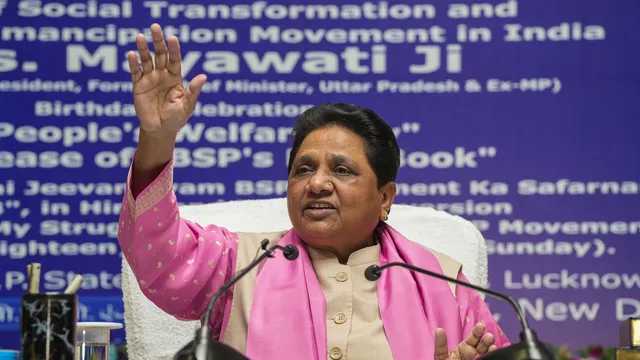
134;129;178;171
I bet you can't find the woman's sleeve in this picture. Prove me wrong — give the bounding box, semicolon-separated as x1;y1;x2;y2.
117;156;238;330
456;271;512;348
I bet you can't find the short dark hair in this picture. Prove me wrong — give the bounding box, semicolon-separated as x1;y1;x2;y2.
287;103;400;188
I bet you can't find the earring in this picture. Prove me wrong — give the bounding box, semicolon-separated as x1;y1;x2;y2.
383;210;389;221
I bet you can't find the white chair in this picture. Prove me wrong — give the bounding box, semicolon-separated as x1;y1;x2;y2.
121;197;488;360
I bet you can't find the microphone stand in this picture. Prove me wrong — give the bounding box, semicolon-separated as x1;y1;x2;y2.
365;262;553;360
174;240;299;360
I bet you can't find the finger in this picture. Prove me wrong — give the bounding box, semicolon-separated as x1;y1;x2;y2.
463;322;485;348
150;23;168;70
136;33;154;73
488;345;498;353
474;333;495;355
127;51;142;82
184;74;208;111
434;328;450;360
167;36;182;76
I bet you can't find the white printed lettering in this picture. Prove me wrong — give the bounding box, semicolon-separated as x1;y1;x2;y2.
504;22;606;42
448;0;517;18
18;0;132;18
499;220;640;235
519;179;640;195
44;270;121;291
617;298;640;320
469;180;509;195
5;271;26;290
40;220;119;238
235;180;288;196
0;221;32;239
505;270;640;290
519;298;599;322
0;240;119;259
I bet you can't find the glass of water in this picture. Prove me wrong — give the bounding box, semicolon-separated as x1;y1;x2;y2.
75;322;123;360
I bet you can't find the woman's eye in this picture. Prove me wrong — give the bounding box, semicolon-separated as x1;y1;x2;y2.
335;166;351;174
296;166;312;174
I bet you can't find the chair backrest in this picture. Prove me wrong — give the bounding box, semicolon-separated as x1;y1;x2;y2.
121;197;488;359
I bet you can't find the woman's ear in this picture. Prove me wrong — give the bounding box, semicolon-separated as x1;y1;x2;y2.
379;181;396;215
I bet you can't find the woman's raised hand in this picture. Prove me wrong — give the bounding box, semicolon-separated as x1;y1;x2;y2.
127;23;207;136
126;24;208;194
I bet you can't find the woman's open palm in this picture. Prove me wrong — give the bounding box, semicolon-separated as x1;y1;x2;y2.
126;23;207;135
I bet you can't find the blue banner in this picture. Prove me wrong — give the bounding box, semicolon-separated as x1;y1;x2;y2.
1;0;638;353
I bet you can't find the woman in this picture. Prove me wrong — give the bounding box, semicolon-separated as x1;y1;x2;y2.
119;24;510;360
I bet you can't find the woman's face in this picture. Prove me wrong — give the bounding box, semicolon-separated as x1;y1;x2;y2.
287;126;395;256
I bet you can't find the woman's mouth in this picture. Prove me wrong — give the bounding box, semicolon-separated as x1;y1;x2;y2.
304;203;336;219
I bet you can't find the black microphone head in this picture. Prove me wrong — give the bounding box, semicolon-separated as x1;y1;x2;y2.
283;245;299;260
364;265;381;281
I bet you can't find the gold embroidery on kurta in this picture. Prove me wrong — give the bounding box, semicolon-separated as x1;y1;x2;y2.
133;162;174;218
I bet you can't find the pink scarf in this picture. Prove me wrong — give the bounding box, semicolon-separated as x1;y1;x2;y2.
241;222;502;359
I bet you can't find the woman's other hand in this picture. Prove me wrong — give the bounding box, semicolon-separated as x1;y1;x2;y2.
434;322;498;360
127;23;207;137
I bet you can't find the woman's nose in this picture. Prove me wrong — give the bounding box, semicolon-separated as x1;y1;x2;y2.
308;172;333;194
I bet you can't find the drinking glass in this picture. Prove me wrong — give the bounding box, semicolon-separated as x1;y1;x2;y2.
75;322;123;360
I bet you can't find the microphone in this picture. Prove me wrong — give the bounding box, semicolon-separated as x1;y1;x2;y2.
365;262;553;360
174;239;299;360
281;244;299;260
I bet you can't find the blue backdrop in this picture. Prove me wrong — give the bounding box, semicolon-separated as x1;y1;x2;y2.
0;0;638;353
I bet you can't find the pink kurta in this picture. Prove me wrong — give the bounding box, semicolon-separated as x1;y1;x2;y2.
118;157;511;359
